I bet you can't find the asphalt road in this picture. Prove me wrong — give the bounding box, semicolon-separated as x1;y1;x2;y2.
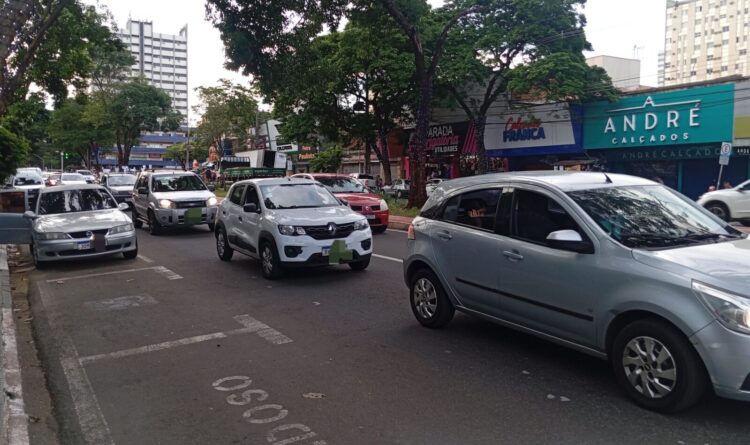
25;226;750;445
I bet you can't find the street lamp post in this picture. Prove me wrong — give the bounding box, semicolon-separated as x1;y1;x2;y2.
60;151;64;173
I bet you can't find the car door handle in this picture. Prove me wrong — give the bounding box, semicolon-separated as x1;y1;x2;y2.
436;230;452;240
503;250;524;261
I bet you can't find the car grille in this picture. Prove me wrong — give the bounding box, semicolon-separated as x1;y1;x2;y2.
176;200;205;208
67;229;109;239
371;205;381;211
350;205;379;212
350;205;363;211
303;222;355;240
58;242;131;256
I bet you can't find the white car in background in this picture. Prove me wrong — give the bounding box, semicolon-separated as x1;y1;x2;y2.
59;173;88;185
349;173;377;189
76;169;97;184
697;179;750;226
383;179;410;199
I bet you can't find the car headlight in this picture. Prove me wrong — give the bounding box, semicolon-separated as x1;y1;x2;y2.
278;225;306;236
109;224;134;234
354;219;369;231
159;199;175;209
206;197;218;206
37;232;70;240
693;281;750;334
379;199;388;211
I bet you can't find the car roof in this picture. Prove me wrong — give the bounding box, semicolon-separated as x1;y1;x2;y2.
237;177;316;186
103;173;136;177
439;171;656;193
303;173;353;179
40;184;104;192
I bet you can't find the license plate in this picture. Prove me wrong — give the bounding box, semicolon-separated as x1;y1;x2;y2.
365;214;376;220
322;246;331;256
77;241;91;250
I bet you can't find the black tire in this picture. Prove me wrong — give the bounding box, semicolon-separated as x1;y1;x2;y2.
132;208;143;228
31;244;47;270
259;240;283;280
123;243;138;260
611;319;708;413
348;254;371;271
409;268;454;328
371;226;387;234
147;210;162;236
396;190;403;199
216;227;233;261
741;220;750;227
705;202;730;221
208;222;215;232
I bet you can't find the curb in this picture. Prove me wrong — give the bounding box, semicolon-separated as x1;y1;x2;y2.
387;216;413;232
0;245;30;445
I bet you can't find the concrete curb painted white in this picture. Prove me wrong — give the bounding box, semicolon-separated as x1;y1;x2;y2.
1;245;30;445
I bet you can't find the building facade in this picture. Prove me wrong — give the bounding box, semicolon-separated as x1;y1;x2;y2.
663;0;750;86
117;20;189;122
586;55;641;90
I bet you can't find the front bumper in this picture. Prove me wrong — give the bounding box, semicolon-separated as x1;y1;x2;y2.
359;210;389;227
277;229;373;264
153;206;218;227
691;320;750;401
35;231;137;262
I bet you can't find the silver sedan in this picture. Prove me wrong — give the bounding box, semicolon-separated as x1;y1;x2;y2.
26;184;138;267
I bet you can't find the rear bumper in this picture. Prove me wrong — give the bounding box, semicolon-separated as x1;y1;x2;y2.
35;231;137;262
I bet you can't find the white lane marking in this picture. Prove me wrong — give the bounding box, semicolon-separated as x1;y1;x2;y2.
78;316;291;365
2;308;30;445
47;265;183;283
137;254;154;263
372;253;403;263
37;283;114;445
83;295;157;311
233;315;293;345
151;265;183;280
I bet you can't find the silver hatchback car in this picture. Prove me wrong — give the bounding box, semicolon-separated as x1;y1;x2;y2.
404;171;750;413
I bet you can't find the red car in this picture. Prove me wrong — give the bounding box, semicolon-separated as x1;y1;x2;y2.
292;173;389;233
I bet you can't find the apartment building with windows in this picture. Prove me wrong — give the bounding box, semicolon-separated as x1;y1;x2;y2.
117;20;189;122
663;0;750;86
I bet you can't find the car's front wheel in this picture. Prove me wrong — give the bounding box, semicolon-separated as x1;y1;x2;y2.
31;243;46;270
410;268;454;328
216;227;233;261
148;210;162;236
612;319;707;413
123;244;138;260
260;240;283;280
348;254;370;271
705;202;730;221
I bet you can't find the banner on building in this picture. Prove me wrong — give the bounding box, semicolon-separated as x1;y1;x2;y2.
484;104;578;153
407;122;474;157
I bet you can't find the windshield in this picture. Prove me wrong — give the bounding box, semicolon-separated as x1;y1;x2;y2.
78;170;93;176
568;185;742;249
152;175;206;192
316;177;368;193
107;176;137;186
38;189;117;215
62;174;85;181
260;183;340;209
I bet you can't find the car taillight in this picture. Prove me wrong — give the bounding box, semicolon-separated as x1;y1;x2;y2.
407;223;415;240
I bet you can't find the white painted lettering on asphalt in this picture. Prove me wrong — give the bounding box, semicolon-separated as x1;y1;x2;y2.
46;265;183;283
266;424;319;445
372;253;403;263
234;315;293;345
83;295;157;311
243;404;289;424
151;265;183;280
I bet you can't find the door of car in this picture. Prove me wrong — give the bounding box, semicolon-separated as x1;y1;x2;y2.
224;184;248;250
494;186;600;345
733;181;750;219
132;174;149;216
429;187;509;316
239;185;263;253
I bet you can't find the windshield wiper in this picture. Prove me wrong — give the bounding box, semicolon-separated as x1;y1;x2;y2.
622;233;685;248
276;205;319;209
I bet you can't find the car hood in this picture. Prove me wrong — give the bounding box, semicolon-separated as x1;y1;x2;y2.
12;184;44;190
697;189;741;202
152;190;215;201
34;209;131;233
266;206;364;226
632;237;750;295
334;192;382;205
109;185;134;192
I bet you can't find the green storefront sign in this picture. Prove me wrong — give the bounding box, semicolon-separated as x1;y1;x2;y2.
583;84;734;150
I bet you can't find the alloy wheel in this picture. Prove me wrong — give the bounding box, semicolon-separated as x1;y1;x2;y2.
413;277;438;319
262;246;274;276
217;233;226;256
622;336;677;399
708;205;727;221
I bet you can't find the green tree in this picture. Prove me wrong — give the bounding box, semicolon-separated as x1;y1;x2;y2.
164;142;209;167
193;79;261;154
0;92;51;167
439;0;616;173
48;96;115;168
0;126;29;183
309;147;343;173
110;79;182;166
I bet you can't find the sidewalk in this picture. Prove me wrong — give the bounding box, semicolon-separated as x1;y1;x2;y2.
388;215;413;231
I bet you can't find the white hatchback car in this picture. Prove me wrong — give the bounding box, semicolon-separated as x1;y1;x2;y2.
214;178;373;279
697;179;750;226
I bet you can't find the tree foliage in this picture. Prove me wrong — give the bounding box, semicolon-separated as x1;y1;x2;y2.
193;79;260;153
0;126;29;183
309;147;343;173
164;142;209;167
0;92;51;162
48;96;115;168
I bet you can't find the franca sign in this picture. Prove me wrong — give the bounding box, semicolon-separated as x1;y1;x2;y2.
583;84;734;150
503;116;546;142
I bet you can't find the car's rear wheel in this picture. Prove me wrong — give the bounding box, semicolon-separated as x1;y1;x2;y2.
705;202;730;221
148;210;162;236
612;319;707;413
348;254;370;271
216;227;233;261
260;240;283;280
410;268;454;328
132;208;143;228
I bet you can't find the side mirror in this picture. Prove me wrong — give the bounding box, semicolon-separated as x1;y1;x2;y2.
23;210;37;220
137;187;148;195
545;230;594;254
207;184;216;191
118;202;129;211
243;203;259;213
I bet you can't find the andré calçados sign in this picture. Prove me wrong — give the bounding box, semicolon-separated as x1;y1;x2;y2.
583;84;734;150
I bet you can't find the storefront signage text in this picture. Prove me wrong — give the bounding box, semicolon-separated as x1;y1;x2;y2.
426;125;461;154
503;117;546;142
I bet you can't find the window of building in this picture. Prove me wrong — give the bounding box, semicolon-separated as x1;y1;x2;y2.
722;65;729;71
741;49;748;54
722;25;730;31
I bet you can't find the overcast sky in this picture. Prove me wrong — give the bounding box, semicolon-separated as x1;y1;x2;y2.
84;0;666;123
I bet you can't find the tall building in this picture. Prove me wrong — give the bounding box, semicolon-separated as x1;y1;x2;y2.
663;0;750;86
117;20;188;122
658;50;666;86
586;55;641;90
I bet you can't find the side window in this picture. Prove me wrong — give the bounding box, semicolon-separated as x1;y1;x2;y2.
512;190;582;244
137;175;148;190
441;196;460;222
229;185;246;206
440;189;501;231
495;188;514;236
244;186;260;207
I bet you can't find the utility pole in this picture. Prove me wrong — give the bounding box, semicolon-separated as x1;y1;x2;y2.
60;151;64;172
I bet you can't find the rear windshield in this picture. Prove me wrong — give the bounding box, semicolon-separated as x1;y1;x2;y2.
316;177;368;193
39;189;117;215
107;176;137;186
13;175;42;186
62;174;85;181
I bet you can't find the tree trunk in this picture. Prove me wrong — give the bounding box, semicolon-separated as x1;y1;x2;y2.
475;114;488;174
377;127;392;185
364;141;371;175
407;79;432;208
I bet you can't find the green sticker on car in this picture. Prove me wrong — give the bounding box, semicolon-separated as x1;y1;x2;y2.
328;239;352;264
184;207;203;224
